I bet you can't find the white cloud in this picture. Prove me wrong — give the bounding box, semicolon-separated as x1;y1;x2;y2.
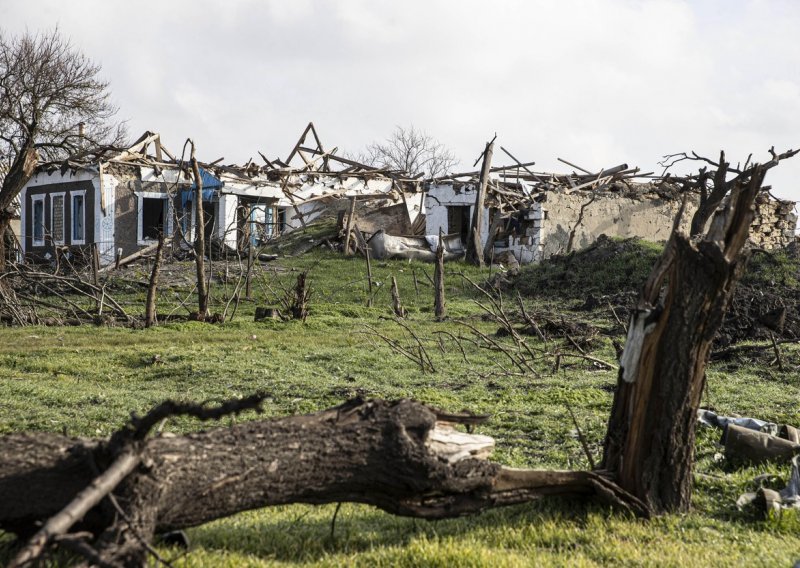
4;0;800;200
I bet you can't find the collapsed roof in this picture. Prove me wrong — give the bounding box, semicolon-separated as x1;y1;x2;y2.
33;123;423;212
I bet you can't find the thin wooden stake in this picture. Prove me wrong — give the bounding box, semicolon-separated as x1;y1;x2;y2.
365;243;374;308
391;276;406;318
344;197;356;256
770;331;784;371
245;243;254;300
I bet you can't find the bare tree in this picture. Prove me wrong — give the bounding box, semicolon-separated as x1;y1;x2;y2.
0;28;125;267
358;125;459;178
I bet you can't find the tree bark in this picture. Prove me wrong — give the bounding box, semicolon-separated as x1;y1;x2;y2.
0;143;38;271
0;215;13;271
344;196;357;255
1;398;646;566
434;228;446;321
466;141;494;266
602;167;767;514
144;233;165;328
365;243;374;308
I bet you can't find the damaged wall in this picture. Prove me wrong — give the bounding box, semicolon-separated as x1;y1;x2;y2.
337;200;415;236
112;172;139;259
750;194;797;249
427;181;798;264
541;190;797;258
539;190;692;258
425;183;490;242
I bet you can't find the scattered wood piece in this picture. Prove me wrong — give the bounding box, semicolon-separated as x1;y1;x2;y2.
391;276;406;318
98;238;173;273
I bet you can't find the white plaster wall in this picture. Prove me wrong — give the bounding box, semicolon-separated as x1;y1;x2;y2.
218;194;239;248
425;183;489;241
96;171;118;264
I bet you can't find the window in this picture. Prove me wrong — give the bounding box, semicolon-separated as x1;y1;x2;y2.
250;205;267;246
265;206;275;238
32;196;45;246
277;208;287;234
142;197;167;240
71;192;85;244
446;205;471;243
51;194;65;244
138;193;172;245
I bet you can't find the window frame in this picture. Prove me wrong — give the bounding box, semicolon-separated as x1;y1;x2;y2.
31;194;46;247
70;190;87;245
137;192;173;246
50;192;66;245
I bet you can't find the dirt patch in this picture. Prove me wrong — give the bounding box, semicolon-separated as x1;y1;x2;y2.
509;235;800;346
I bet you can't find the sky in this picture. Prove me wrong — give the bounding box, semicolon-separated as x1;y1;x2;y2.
3;0;800;205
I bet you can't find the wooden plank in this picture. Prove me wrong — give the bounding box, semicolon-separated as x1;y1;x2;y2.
98;237;173;273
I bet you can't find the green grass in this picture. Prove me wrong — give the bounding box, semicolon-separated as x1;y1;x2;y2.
1;250;800;566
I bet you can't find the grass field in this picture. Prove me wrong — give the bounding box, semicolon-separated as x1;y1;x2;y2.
1;248;799;566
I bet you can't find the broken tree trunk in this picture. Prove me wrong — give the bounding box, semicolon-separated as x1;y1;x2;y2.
144;233;165;328
602;163;771;514
97;238;172;274
190;144;209;319
434;228;446;320
1;398;647;567
466;140;494;266
289;271;311;321
0;143;38;271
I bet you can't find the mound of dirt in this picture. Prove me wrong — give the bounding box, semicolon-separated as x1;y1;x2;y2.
510;235;800;346
510;235;662;299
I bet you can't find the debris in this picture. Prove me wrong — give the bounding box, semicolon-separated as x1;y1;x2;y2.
697;409;800;466
368;229;464;262
254;307;280;321
697;408;779;436
737;455;800;513
722;424;800;465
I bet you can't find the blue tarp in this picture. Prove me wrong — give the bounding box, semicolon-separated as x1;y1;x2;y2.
180;167;222;208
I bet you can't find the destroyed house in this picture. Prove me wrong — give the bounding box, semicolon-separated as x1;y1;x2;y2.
20;132;199;266
425;160;797;264
19;124;423;265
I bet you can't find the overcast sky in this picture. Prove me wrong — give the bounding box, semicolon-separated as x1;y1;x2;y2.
4;0;800;204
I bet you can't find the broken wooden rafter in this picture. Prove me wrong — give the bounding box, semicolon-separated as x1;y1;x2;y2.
433;160;538;182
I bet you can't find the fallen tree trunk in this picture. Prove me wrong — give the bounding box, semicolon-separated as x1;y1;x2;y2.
1;398;646;566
